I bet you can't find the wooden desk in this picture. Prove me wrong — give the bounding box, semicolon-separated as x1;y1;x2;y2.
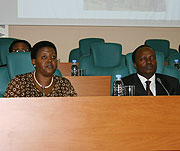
1;96;180;151
57;63;111;96
57;62;79;76
64;76;111;96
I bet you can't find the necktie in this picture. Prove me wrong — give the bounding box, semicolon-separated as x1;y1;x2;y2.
145;80;153;96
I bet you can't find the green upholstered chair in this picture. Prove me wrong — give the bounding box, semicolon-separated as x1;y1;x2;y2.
168;53;180;67
79;38;105;56
125;51;180;83
110;66;129;95
68;38;105;62
169;48;179;57
163;65;180;83
125;53;136;74
79;42;125;76
7;52;62;79
168;53;180;81
145;39;178;62
0;66;10;97
0;38;17;66
68;48;80;62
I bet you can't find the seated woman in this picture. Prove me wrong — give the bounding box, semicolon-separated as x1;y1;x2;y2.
9;39;32;53
4;41;77;97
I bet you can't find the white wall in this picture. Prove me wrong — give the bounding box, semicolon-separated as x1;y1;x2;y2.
0;25;8;37
9;25;180;62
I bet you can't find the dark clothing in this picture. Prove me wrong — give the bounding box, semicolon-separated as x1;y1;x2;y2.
122;73;180;96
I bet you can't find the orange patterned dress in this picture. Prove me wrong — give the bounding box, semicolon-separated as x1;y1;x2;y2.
4;72;77;97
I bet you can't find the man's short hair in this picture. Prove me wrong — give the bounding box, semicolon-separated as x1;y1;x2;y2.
132;45;154;63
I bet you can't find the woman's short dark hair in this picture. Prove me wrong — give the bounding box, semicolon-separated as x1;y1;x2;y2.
9;39;32;52
31;41;57;60
132;45;153;63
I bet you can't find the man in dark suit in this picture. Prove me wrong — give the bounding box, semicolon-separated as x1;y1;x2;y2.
122;45;180;96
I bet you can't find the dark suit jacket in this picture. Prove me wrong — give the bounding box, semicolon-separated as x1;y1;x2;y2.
122;73;180;96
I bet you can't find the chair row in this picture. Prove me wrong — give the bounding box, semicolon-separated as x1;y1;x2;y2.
74;41;180;81
0;52;62;97
69;38;179;64
0;38;180;97
0;51;179;97
0;37;179;67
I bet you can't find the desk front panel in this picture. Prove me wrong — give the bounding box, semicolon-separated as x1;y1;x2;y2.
1;96;180;151
64;76;111;96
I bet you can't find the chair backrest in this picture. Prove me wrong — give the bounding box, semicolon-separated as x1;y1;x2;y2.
7;52;34;79
68;48;80;62
91;43;122;67
168;53;180;67
125;51;165;75
79;38;105;56
7;52;62;79
110;66;129;95
163;65;180;83
169;48;178;58
145;39;170;60
79;42;125;76
125;53;136;74
0;66;10;97
168;53;180;82
68;38;105;63
0;38;17;66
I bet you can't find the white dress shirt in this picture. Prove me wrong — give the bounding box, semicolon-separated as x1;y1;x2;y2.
137;74;156;96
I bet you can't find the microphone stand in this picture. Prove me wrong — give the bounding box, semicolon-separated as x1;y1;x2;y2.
157;78;170;96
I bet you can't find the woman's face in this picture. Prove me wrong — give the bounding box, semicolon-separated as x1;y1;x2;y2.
32;46;57;77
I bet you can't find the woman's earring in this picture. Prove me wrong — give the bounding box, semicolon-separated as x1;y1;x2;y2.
33;64;36;68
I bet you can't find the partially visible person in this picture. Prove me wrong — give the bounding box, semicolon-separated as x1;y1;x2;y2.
122;45;180;96
9;39;31;53
0;39;32;67
4;41;77;97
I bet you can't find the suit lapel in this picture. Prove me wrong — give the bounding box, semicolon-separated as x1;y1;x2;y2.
134;74;147;96
155;74;167;95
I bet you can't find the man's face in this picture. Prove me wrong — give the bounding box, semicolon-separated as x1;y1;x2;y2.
133;47;157;79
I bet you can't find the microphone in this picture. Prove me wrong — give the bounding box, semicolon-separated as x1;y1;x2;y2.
156;78;170;96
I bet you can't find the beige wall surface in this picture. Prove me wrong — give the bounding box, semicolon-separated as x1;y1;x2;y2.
9;25;180;62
